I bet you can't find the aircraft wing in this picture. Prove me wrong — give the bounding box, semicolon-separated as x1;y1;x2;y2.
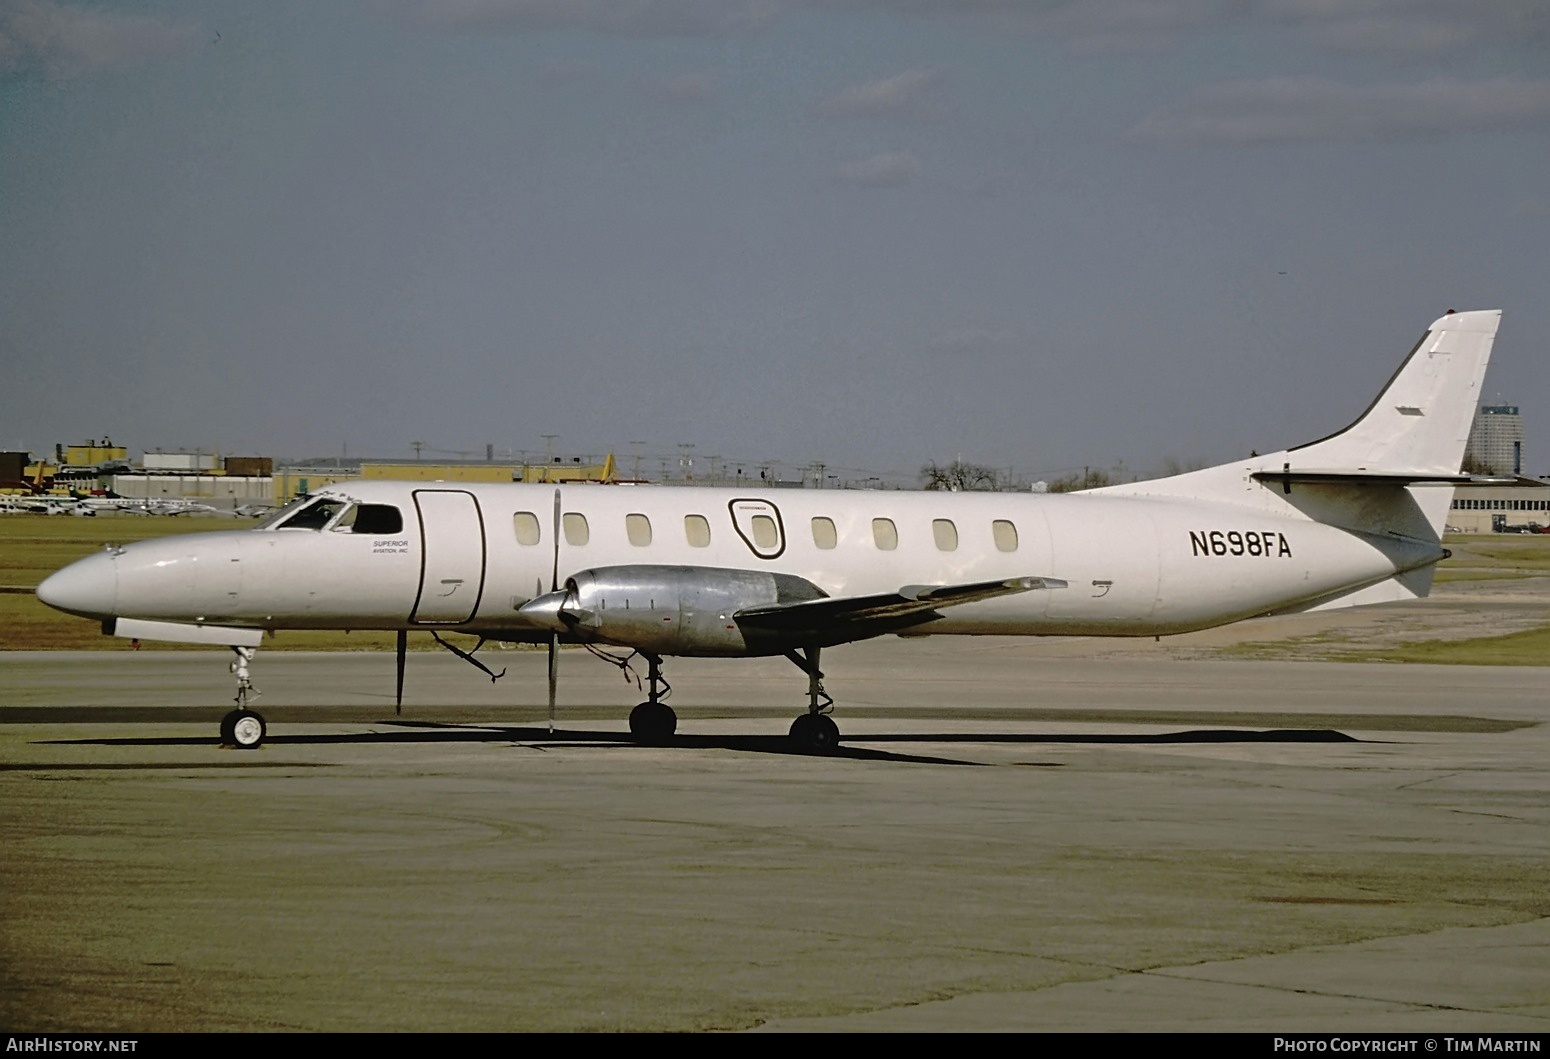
734;575;1066;645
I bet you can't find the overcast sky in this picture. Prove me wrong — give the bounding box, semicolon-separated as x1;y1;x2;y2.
2;0;1547;484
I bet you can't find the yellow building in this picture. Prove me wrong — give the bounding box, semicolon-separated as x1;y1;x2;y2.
273;471;360;500
362;463;516;483
359;454;618;485
274;453;620;500
65;439;129;466
519;453;617;484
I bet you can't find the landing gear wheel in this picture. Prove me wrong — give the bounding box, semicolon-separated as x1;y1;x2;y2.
629;701;677;743
789;714;840;755
221;709;266;750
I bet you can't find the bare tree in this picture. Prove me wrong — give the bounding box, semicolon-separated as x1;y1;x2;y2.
1461;453;1491;476
1151;455;1209;479
1047;466;1118;493
920;459;1002;492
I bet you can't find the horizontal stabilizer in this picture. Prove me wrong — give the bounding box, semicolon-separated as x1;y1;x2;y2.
1250;469;1475;488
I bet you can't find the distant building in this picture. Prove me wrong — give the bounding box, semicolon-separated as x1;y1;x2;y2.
1465;404;1524;475
143;450;220;472
0;451;28;489
1448;478;1550;534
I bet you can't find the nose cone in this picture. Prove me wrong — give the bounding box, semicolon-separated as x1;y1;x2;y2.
37;551;118;619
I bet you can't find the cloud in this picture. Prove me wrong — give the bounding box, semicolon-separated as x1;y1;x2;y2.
0;0;196;79
1006;0;1221;54
656;72;716;103
835;151;921;187
535;57;601;83
804;0;1222;53
817;68;945;120
805;1;1550;57
931;327;1020;356
1259;0;1550;57
1506;197;1550;221
1130;76;1550;146
415;0;781;38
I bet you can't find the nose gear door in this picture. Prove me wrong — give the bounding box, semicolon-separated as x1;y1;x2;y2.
411;490;487;624
728;498;786;559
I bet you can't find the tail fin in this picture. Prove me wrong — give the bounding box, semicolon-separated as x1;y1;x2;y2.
1098;310;1502;540
1277;309;1500;476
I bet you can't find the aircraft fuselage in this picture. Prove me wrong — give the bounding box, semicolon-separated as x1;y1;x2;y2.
41;479;1442;651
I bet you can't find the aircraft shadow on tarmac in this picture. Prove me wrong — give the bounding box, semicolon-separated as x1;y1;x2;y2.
43;724;1357;767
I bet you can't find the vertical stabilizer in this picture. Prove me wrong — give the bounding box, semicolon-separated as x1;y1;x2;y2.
1096;310;1502;546
1282;309;1500;475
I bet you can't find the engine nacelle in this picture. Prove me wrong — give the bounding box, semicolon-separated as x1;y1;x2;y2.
557;565;826;656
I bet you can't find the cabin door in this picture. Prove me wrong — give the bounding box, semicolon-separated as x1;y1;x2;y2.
411;490;487;623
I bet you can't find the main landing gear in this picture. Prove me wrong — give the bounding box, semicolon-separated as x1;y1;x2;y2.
785;647;840;755
619;648;841;753
219;645;267;750
628;653;677;744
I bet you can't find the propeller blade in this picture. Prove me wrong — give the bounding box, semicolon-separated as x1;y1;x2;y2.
550;487;561;592
395;630;406;715
547;632;558;734
547;489;562;733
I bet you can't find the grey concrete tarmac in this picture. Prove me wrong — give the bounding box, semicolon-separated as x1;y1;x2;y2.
2;637;1547;1032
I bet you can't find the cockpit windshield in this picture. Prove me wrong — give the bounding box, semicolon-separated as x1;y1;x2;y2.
253;495;404;534
253;495;315;529
254;495;351;531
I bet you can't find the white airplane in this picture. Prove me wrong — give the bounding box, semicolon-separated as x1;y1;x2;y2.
0;495;96;515
36;309;1501;752
104;497;227;516
0;496;53;515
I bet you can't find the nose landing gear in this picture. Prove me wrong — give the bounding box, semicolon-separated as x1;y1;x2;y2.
220;646;266;750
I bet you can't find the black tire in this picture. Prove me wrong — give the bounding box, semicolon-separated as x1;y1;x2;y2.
219;709;240;745
629;701;677;743
789;714;840;754
229;710;266;750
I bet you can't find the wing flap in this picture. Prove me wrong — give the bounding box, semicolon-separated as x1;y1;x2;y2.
735;575;1065;639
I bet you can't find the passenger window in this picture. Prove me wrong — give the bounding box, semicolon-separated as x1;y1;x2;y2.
626;513;652;547
513;511;541;546
563;512;589;546
750;515;778;550
932;519;958;552
872;517;898;551
992;519;1018;552
811;517;837;550
684;514;711;548
351;504;403;534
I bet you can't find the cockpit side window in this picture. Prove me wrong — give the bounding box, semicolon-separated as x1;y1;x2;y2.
277;498;349;531
349;504;403;534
